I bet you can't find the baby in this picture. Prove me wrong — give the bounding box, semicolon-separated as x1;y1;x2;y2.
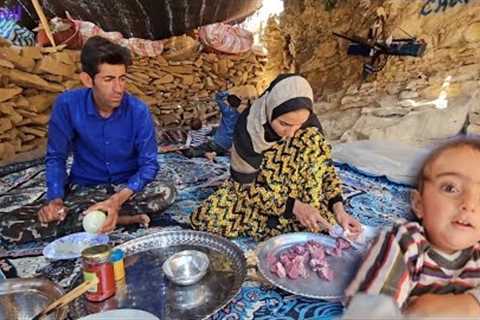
345;139;480;318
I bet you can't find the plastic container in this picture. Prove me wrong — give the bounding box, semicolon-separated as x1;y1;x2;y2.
110;249;126;281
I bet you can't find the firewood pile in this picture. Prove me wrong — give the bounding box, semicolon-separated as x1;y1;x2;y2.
0;37;267;163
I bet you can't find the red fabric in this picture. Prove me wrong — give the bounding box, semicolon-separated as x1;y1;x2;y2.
36;17;83;49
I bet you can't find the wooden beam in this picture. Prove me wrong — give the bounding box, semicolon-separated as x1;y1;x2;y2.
31;0;56;48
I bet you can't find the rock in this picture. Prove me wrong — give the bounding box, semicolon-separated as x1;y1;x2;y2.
0;87;22;103
25;94;57;113
464;22;480;43
340;95;361;105
420;83;463;99
0;142;15;161
7;69;64;92
0;59;14;69
37;55;76;77
228;85;257;99
378;95;399;109
0;47;35;72
398;99;415;108
318;109;361;140
439;24;466;48
313;101;337;113
450;64;480;82
63;80;82;90
341;95;378;110
346;96;470;145
53;52;74;65
406;79;428;90
386;83;402;95
21;47;43;60
399;90;418;100
20;126;47;137
0;103;23;124
152;74;174;86
317;40;338;59
30;113;50;126
160;65;194;74
363;107;410;117
0;118;13;133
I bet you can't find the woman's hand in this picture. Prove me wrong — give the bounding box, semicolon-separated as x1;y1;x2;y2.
293;200;333;232
333;202;362;239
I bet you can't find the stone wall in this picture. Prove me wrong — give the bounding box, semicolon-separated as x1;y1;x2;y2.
281;0;480;145
0;35;267;164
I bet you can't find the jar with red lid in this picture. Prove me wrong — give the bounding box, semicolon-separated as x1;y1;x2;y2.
81;244;116;302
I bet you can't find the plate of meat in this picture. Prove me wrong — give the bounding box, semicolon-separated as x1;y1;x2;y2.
256;232;366;300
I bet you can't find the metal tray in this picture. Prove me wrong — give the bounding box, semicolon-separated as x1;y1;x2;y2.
0;278;67;320
70;230;246;320
256;232;364;300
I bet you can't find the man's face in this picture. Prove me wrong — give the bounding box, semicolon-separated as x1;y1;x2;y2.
85;63;127;110
270;109;310;139
412;146;480;253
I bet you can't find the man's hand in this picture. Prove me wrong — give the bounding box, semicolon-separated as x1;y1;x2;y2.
38;198;67;223
405;293;480;317
293;200;333;233
333;202;362;239
85;198;120;234
85;188;134;234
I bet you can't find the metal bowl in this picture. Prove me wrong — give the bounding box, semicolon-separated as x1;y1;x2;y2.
0;278;67;320
162;250;209;286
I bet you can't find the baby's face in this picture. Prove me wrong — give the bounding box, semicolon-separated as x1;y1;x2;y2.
412;146;480;253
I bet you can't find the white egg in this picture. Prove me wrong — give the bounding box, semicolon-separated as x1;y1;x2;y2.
83;210;107;234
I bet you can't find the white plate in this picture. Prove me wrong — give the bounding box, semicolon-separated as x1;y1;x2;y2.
43;232;109;260
79;309;159;320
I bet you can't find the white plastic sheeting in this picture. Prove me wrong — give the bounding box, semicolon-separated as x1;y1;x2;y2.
332;140;431;186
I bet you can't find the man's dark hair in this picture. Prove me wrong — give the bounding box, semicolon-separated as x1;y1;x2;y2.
80;36;132;78
416;137;480;192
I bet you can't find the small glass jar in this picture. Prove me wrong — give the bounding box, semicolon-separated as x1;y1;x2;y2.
81;244;116;302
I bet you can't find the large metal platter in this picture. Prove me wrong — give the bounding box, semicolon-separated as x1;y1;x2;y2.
0;278;67;320
70;230;246;320
256;232;365;300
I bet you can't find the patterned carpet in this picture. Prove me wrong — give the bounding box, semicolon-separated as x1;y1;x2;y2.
0;153;414;319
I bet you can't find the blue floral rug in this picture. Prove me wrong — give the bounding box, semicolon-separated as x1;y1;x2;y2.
0;153;414;319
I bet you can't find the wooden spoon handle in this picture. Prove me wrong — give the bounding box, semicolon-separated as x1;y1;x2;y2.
31;278;98;320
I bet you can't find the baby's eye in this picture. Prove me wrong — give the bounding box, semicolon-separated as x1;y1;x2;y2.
441;183;459;193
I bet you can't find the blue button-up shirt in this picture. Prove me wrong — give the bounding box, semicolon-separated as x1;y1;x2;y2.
45;88;159;201
213;91;240;150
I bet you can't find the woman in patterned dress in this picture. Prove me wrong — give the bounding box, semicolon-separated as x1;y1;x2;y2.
191;74;361;240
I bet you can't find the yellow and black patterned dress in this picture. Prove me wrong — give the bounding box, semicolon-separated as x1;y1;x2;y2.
191;127;343;241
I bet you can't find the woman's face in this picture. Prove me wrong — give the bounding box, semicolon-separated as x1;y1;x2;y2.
270;109;310;139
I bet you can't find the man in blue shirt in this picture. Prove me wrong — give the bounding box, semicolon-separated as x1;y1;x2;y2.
0;36;175;244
